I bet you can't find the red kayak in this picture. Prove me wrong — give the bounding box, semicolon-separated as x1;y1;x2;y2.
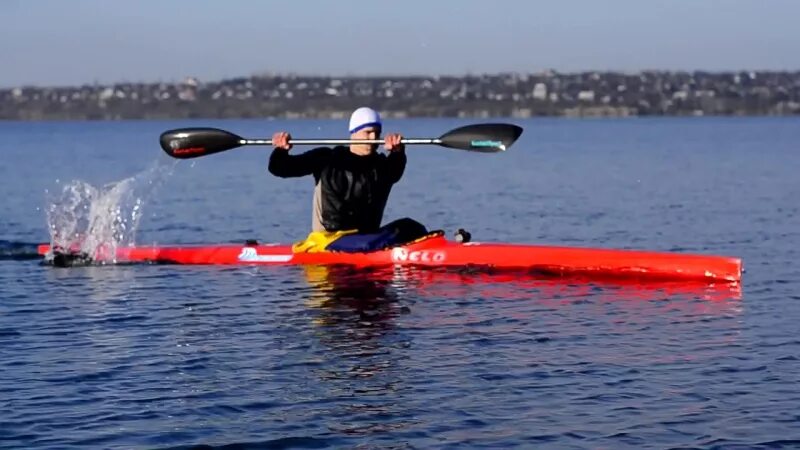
38;234;741;283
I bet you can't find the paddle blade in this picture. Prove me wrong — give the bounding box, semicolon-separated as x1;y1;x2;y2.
437;123;523;152
159;128;244;159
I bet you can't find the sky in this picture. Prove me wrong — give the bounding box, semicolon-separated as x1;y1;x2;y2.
0;0;798;87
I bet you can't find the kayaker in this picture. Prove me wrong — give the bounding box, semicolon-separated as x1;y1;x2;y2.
268;106;428;252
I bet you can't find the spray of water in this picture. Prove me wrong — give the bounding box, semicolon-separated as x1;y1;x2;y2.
44;162;174;263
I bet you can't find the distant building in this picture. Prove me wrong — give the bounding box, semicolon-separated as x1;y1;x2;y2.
578;90;595;102
532;83;547;100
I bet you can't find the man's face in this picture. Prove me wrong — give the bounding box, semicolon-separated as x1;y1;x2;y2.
350;126;380;155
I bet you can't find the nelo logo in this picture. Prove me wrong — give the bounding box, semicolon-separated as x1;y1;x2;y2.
391;247;446;263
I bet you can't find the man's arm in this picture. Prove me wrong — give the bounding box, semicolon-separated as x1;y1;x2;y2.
268;147;331;178
267;130;331;178
383;132;406;184
384;150;407;184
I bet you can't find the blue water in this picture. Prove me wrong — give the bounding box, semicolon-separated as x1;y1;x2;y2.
1;117;799;449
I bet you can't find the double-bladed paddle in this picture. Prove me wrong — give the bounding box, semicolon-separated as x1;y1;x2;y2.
159;123;523;159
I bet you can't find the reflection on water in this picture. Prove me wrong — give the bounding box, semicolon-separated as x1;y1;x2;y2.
303;265;407;327
300;265;417;436
296;264;743;437
303;264;741;311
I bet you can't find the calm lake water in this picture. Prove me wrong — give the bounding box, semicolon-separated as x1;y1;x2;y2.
1;117;799;449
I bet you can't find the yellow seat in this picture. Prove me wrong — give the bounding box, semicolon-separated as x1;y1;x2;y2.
291;229;358;253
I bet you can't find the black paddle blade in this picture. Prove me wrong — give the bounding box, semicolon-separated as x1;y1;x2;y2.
159;128;244;159
438;123;524;152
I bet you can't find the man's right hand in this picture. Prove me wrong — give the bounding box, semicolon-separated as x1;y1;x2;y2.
272;131;292;151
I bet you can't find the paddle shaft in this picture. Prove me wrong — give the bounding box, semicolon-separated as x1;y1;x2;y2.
240;138;440;146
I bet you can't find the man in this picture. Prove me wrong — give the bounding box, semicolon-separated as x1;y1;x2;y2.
269;107;426;252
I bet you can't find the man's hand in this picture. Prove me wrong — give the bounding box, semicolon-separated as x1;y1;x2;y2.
384;133;405;153
272;131;292;151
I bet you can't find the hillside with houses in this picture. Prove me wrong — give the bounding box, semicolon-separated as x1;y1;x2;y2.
2;71;799;120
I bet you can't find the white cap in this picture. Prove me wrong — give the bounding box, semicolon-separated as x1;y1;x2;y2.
348;107;382;134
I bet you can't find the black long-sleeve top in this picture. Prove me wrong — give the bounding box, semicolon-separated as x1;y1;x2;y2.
269;146;406;232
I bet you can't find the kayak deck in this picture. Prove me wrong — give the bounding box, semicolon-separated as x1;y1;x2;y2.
37;235;742;283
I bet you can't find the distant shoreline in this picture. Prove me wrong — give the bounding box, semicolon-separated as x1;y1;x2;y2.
0;110;800;123
2;71;798;120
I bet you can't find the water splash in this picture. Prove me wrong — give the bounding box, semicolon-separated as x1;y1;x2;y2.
44;162;173;263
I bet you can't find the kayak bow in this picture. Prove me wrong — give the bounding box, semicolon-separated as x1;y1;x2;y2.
37;234;742;282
